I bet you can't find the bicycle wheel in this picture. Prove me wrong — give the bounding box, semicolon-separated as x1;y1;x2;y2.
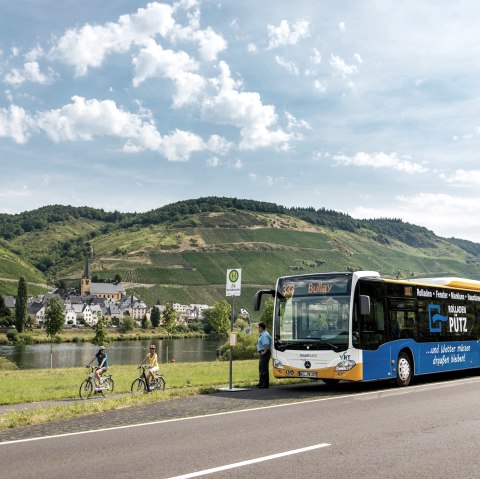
101;377;114;397
131;378;146;395
79;379;94;400
154;376;166;391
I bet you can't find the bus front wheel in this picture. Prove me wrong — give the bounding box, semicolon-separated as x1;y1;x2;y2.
395;352;413;387
322;379;340;386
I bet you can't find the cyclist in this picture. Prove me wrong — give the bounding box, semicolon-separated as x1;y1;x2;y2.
140;344;159;390
86;345;109;390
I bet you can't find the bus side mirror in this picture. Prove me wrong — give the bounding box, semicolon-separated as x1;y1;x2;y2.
359;295;370;315
254;289;275;311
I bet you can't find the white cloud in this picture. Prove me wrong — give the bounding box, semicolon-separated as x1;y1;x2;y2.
32;95;222;161
36;95;151;142
202;61;292;149
350;193;480;241
285;111;310;130
0;105;33;143
332;152;428;174
205;155;241;169
132;40;205;107
159;129;205;161
441;169;480;186
206;156;221;167
266;175;286;186
5;61;55;85
267;19;310;49
206;134;232;155
48;1;226;76
25;45;44;62
247;43;258;53
0;185;31;199
181;25;227;62
314;80;326;93
353;53;363;64
329;54;358;77
339;22;346;32
275;56;299;75
311;48;322;65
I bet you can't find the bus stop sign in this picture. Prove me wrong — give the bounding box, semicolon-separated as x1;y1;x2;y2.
226;269;242;297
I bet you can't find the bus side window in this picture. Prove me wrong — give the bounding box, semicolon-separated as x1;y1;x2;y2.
398;311;416;339
360;298;385;350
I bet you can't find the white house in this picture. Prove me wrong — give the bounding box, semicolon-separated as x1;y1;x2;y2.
89;304;103;325
82;304;94;326
64;307;77;326
132;301;149;321
35;306;45;326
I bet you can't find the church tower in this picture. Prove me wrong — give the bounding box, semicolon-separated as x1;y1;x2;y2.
81;256;91;296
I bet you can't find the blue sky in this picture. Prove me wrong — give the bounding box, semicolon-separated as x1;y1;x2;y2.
1;1;480;241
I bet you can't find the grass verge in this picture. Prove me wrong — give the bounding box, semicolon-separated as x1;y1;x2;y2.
0;360;301;431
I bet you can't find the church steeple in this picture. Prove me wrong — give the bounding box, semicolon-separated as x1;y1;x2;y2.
83;256;90;279
81;256;91;296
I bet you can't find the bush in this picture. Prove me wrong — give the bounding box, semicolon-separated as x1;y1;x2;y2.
173;324;190;334
18;333;35;345
188;321;203;332
220;333;257;360
6;330;18;343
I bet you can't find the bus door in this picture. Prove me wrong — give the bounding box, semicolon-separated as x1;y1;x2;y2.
356;281;391;380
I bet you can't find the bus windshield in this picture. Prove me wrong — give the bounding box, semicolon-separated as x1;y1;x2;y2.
275;274;352;351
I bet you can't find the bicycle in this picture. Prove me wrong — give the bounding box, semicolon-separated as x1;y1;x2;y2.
131;365;166;394
79;366;114;400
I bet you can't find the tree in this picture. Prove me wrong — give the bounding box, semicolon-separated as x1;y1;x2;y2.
208;300;230;336
0;295;11;320
259;297;274;333
44;297;65;369
92;318;109;346
163;303;178;335
141;315;150;329
121;316;135;332
150;306;160;329
15;276;28;333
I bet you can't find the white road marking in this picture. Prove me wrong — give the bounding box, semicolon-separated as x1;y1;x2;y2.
1;375;478;446
164;443;331;479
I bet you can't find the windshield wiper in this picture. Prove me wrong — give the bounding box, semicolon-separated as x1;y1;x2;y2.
275;341;341;352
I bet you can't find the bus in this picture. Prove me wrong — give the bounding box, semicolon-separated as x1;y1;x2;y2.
254;271;480;386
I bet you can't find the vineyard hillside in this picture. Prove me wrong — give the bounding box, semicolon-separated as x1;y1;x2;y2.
1;197;480;313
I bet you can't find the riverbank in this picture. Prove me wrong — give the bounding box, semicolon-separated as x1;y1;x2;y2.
0;360;301;431
0;327;207;345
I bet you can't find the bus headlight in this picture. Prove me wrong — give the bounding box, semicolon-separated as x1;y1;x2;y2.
335;360;356;371
273;359;284;369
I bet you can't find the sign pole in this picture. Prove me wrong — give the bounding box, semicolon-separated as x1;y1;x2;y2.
229;295;234;390
225;268;241;391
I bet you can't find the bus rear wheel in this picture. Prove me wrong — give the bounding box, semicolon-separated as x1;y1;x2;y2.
395;352;413;387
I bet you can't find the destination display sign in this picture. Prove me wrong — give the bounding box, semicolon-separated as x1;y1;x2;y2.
279;275;350;298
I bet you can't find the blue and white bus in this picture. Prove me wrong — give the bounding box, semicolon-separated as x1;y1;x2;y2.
254;271;480;386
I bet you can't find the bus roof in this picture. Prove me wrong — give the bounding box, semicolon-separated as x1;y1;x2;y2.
400;276;480;292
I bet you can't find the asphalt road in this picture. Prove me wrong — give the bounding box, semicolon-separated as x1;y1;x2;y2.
2;375;480;478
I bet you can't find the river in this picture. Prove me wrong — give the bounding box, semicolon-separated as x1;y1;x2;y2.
0;337;223;369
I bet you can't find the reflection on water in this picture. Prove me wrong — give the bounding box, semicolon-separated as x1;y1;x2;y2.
0;337;223;369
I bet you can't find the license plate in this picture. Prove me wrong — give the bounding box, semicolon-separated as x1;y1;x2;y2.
299;371;317;378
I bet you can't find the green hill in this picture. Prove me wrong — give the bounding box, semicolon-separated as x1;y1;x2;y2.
1;197;479;312
0;244;48;296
